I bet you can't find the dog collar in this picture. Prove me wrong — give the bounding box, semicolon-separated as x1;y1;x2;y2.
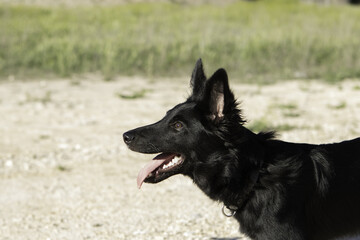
222;204;238;217
222;169;260;218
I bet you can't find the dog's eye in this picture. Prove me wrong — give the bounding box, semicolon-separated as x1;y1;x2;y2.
173;121;183;130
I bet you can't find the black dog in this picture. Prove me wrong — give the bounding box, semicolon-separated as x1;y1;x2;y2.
123;59;360;240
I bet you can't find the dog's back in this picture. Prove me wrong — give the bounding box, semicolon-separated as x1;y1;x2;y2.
308;138;360;239
235;137;360;240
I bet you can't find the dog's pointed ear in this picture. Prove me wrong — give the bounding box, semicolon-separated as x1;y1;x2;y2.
190;58;206;100
203;68;234;123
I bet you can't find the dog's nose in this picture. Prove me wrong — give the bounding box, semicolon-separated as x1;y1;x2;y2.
123;131;135;144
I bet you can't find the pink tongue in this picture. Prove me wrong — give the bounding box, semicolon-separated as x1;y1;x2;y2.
137;153;177;189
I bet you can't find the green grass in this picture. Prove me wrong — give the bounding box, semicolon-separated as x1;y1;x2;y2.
328;101;347;109
19;90;52;104
273;102;301;118
1;1;360;81
248;118;297;133
57;165;71;172
116;89;149;99
248;119;270;132
276;103;299;110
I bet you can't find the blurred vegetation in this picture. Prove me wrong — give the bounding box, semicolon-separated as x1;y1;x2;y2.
248;118;297;132
0;0;360;82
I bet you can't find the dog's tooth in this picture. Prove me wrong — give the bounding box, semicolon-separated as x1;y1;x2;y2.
161;156;182;171
172;157;179;163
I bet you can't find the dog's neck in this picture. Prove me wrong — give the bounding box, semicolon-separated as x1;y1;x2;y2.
191;127;267;214
191;156;263;212
223;167;261;213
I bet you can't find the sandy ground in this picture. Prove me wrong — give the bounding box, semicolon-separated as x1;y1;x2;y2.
0;76;360;240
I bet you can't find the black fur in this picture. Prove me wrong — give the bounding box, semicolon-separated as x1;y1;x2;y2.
123;59;360;240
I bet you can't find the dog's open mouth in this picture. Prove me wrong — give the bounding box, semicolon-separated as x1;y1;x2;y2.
137;153;184;189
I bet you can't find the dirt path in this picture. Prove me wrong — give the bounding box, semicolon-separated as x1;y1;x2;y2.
0;77;359;239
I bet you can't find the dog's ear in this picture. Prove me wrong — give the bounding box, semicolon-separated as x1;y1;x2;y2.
190;58;207;101
203;68;235;123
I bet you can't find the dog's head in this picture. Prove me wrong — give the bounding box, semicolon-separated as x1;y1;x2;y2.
124;59;254;194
